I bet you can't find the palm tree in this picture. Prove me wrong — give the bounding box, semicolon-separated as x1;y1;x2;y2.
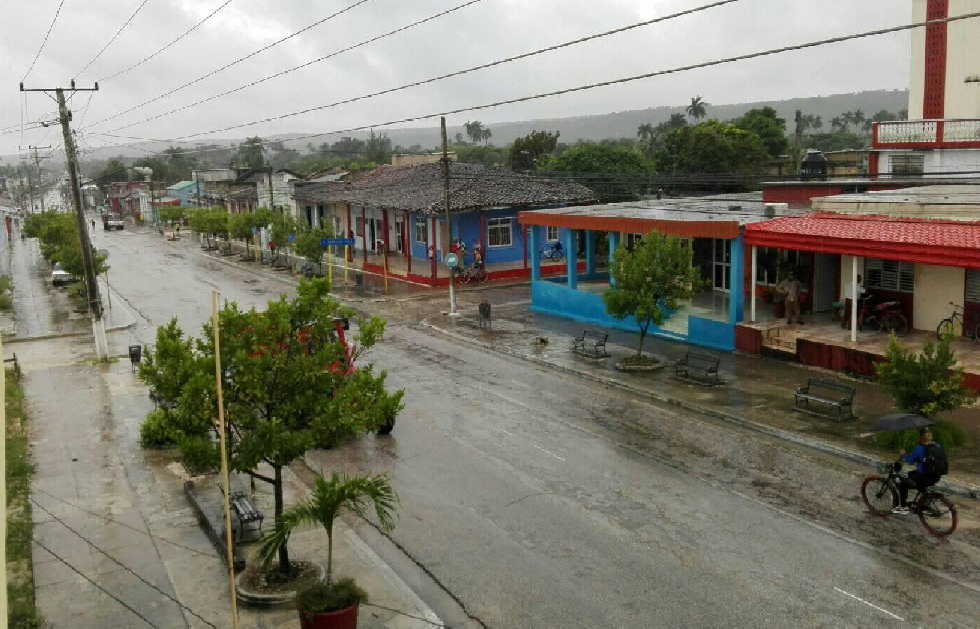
840;111;855;132
259;473;397;583
480;127;492;145
830;116;844;132
464;121;485;144
852;109;866;130
686;96;707;121
637;123;655;143
667;113;688;129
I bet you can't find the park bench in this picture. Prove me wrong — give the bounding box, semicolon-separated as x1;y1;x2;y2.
230;492;264;542
794;378;855;421
571;329;609;359
674;350;721;385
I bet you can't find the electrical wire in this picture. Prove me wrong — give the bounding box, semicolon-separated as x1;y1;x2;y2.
90;10;980;156
74;0;153;79
101;0;698;135
31;538;159;628
97;0;234;83
83;0;374;128
21;0;68;82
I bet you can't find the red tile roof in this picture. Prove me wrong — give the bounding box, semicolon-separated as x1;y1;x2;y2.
746;212;980;268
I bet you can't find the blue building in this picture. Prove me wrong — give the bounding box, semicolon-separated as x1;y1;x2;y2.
518;195;777;352
165;180;201;207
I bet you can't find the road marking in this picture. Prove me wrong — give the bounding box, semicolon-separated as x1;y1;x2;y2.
833;586;904;621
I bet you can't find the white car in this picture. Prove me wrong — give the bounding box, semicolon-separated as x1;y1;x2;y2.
51;264;75;286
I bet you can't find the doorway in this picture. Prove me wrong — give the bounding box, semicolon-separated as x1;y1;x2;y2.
712;239;731;292
812;253;838;312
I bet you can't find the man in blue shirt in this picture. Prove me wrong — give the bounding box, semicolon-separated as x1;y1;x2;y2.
892;428;943;514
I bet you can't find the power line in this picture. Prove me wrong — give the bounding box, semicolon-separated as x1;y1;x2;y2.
97;0;233;83
83;0;373;128
107;9;980;156
74;0;153;79
102;0;734;135
31;538;158;628
21;0;68;82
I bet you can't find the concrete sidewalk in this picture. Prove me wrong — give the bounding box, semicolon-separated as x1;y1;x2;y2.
420;297;980;497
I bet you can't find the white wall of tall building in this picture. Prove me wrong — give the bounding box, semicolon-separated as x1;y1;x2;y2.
914;264;964;331
880;147;980;176
909;0;980;120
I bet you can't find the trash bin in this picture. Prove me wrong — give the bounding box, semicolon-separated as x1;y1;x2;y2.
128;345;142;372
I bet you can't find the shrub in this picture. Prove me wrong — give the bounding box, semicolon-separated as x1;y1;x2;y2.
296;578;367;614
874;419;968;453
875;333;972;418
178;434;219;475
139;408;178;448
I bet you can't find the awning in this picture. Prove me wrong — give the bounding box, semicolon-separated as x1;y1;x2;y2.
745;212;980;268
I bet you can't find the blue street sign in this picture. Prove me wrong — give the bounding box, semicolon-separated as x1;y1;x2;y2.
445;252;459;268
321;238;355;246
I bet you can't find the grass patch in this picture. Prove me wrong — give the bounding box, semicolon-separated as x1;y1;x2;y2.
6;367;41;628
0;275;12;312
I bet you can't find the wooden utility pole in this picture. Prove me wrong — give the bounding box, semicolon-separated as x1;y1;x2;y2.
441;117;458;315
20;145;50;213
21;81;108;359
0;335;7;629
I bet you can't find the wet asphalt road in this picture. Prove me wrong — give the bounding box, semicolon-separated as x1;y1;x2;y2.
90;227;979;628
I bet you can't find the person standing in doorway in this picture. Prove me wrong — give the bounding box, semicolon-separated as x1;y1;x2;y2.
778;272;804;325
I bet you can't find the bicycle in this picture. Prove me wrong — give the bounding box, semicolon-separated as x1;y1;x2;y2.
936;302;980;341
540;241;565;263
861;461;957;537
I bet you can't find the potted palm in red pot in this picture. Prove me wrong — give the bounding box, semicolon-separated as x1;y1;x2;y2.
258;472;398;629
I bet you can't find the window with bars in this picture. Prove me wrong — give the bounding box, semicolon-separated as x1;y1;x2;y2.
865;258;915;293
967;269;980;303
414;217;428;243
889;153;924;176
488;217;513;247
546;225;559;241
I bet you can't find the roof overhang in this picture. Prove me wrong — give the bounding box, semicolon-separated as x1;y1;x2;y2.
518;210;741;239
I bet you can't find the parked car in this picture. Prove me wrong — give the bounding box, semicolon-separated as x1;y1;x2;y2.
103;214;125;230
51;264;76;286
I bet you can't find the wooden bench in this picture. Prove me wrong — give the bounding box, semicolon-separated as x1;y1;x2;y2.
794;378;855;421
571;330;609;359
229;492;264;542
674;350;721;385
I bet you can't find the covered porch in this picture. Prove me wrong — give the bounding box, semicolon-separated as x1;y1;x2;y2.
519;203;750;351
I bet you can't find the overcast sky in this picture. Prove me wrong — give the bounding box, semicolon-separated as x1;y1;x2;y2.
1;0;914;157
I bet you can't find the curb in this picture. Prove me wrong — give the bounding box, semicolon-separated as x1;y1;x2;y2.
419;319;980;500
4;320;136;345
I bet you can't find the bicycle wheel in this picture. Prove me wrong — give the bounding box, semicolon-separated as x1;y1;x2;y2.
937;318;955;339
918;494;957;537
882;313;909;337
861;476;897;516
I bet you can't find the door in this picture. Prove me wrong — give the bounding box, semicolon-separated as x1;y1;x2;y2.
812;253;838;312
712;239;730;292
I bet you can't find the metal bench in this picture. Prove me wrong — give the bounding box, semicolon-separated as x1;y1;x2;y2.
571;330;609;359
229;492;264;542
674;350;721;385
794;378;855;421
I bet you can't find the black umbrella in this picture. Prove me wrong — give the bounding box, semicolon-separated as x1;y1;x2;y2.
872;412;934;433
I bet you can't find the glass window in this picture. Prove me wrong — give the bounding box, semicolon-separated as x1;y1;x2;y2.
546;226;559;241
890;153;924;176
866;258;914;293
488;217;513;247
414;216;428;243
966;269;980;303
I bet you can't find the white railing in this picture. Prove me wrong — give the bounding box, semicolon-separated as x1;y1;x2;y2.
875;120;938;144
942;119;980;142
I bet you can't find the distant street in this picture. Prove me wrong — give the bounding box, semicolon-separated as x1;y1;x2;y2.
80;225;980;628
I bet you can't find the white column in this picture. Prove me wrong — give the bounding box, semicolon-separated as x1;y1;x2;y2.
851;255;859;343
749;245;759;323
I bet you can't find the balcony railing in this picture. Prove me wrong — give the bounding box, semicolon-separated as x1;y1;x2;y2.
873;119;980;147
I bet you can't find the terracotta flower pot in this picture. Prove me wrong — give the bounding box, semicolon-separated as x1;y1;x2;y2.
299;604;359;629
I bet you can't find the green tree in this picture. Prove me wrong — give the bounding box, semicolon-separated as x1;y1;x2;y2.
875;334;971;419
259;472;397;583
734;107;789;158
657;120;768;175
23;211;108;277
464;121;486;144
138;279;403;576
235;136;266;169
453;144;507;166
509;130;560;171
539;142;652;202
604;232;702;358
364;131;392;165
93;158;130;192
158;205;187;226
294;225;334;266
686;96;707;121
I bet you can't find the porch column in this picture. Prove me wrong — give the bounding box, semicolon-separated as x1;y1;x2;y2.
522;225;528;270
346;203;353;261
728;235;744;324
851;255;860;343
529;225;542;282
750;245;757;322
361;206;368;264
382;209;390;273
564;228;577;290
430;216;438;280
405;212;412;276
608;231;620;286
585;230;596;275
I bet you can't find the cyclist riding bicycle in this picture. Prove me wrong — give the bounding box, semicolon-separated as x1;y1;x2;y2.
892;428;947;514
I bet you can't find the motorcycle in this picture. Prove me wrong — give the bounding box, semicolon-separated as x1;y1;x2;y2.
858;293;909;336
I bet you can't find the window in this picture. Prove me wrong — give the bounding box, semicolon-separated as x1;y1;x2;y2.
866;258;914;293
625;233;642;249
356;216;364;236
967;269;980;303
488;217;513;247
889;153;924;176
415;216;428;243
546;225;559;241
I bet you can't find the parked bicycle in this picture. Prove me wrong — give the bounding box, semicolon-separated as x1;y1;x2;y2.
459;261;487;284
936;302;980;341
540;241;565;263
861;461;957;537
